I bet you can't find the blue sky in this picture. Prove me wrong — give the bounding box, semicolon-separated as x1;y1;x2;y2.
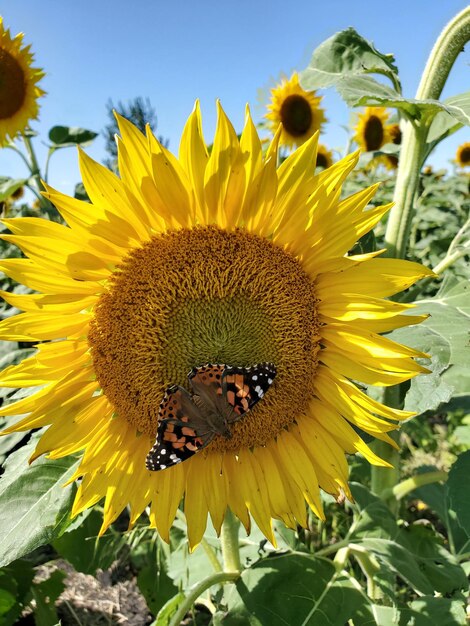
1;1;469;197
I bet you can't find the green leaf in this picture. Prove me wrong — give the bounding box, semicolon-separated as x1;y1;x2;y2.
427;92;470;142
333;75;470;123
0;560;35;625
448;451;470;536
0;578;16;623
373;599;467;626
138;564;179;618
299;27;399;90
0;178;28;202
402;596;467;626
222;554;371;625
0;439;79;566
153;591;185;626
52;509;125;575
48;126;98;148
390;279;470;415
351;484;467;595
31;569;66;626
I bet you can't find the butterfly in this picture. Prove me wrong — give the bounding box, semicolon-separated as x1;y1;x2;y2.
145;362;276;471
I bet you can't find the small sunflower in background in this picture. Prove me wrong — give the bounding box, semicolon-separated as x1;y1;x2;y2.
354;107;392;152
369;153;399;172
455;142;470;168
0;103;433;549
0;17;45;146
265;71;326;149
315;143;334;169
388;123;402;145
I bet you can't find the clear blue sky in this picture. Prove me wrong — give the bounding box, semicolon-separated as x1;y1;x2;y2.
1;1;469;197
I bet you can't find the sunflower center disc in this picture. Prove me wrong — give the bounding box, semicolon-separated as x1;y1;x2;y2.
0;49;26;119
364;115;384;151
89;226;321;451
280;94;313;137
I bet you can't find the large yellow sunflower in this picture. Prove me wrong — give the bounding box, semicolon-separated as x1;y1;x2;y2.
265;72;326;149
455;142;470;168
0;17;45;146
0;103;433;549
354;107;392;152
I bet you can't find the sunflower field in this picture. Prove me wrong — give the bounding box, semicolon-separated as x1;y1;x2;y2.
0;7;469;626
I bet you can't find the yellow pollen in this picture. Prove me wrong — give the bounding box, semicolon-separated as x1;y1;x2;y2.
0;49;26;119
88;226;321;451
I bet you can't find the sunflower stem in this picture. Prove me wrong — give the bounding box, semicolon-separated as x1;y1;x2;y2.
370;386;401;515
220;508;242;573
384;6;470;259
21;132;54;212
384;470;447;501
166;571;240;626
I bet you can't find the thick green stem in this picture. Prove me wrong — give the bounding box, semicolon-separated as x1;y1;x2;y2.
415;6;470;101
370;388;400;516
220;508;242;573
167;571;240;626
384;6;470;260
375;7;470;508
384;124;426;259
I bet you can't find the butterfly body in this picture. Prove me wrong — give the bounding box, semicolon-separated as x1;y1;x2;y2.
146;362;276;471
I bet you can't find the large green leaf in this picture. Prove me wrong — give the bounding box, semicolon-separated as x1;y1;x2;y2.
390;278;470;414
221;554;371;625
0;438;78;566
447;451;470;536
374;598;467;626
299;27;399;90
334;76;470;123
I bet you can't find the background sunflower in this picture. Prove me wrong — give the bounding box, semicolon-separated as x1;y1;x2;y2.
0;17;44;145
265;72;326;149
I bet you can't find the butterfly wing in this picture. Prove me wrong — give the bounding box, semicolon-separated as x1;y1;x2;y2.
146;385;215;471
222;362;276;419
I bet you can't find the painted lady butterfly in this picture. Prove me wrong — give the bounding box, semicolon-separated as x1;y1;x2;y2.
145;362;276;471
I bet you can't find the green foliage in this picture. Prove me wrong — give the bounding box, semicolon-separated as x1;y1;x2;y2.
447;450;470;536
0;436;78;567
0;16;469;626
48;125;98;147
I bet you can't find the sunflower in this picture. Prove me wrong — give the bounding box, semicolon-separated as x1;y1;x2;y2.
265;72;326;149
354;107;392;152
0;17;44;146
388;123;402;145
369;154;399;172
0;103;433;549
315;144;334;169
455;142;470;168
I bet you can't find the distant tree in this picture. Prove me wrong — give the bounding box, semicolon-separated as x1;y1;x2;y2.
102;96;168;171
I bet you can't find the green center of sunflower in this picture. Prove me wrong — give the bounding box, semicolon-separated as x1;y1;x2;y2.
0;49;26;119
364;115;384;151
280;94;313;137
89;226;321;451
